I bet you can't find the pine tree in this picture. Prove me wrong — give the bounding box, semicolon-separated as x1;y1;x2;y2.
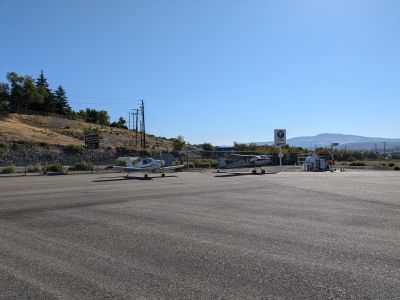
53;85;71;114
35;70;55;113
35;70;50;90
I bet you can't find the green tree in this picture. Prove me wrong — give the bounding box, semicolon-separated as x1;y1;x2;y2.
0;83;10;112
35;70;50;90
233;142;257;152
110;116;127;129
35;70;55;112
53;85;71;114
172;135;186;151
7;72;24;112
202;142;214;158
23;76;44;111
96;110;110;126
79;108;110;126
202;142;214;152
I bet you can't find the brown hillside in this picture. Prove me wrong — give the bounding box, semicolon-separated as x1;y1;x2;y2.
0;114;173;151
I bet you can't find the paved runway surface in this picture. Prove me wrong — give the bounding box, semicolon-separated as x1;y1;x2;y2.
1;170;399;299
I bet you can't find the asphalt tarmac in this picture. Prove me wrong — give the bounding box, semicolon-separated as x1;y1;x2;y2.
0;170;399;299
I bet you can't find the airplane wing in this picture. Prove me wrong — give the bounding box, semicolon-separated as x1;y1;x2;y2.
230;154;273;158
112;166;147;172
163;164;185;171
164;165;185;171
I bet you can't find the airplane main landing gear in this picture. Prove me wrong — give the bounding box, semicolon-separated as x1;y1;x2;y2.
252;167;266;174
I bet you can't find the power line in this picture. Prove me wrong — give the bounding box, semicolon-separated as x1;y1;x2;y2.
69;95;133;101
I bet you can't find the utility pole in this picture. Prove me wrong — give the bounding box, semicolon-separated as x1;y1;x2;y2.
384;142;386;156
135;109;139;148
187;142;189;169
139;120;142;149
128;112;130;131
140;100;146;150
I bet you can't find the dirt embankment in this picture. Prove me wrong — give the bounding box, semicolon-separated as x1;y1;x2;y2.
0;113;172;151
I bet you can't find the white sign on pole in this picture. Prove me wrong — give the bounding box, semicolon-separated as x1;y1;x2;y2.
274;129;286;146
103;138;111;148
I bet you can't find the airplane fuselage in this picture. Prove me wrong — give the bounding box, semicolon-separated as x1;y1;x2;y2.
251;158;271;167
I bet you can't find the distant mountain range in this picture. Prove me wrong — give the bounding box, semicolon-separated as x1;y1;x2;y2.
256;133;400;151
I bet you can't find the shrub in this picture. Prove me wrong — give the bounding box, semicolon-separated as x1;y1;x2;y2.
349;161;365;167
70;161;93;171
39;142;51;149
0;143;7;155
27;165;41;173
83;126;102;138
63;144;84;154
192;159;218;168
394;166;400;171
115;160;127;167
186;162;195;168
12;140;34;149
388;162;395;167
116;146;136;155
172;135;186;151
45;163;64;173
1;166;16;174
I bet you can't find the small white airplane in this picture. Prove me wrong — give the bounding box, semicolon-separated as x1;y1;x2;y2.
112;156;184;179
218;154;272;174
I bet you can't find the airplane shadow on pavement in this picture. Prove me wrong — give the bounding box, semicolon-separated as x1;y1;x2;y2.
93;175;178;182
214;171;278;178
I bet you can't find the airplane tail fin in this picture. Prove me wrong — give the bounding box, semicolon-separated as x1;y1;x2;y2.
126;158;134;168
218;156;227;168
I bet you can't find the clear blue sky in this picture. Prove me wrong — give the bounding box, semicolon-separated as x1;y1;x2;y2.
1;0;399;145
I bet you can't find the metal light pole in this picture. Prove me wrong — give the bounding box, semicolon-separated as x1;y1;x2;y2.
331;143;339;161
186;142;189;169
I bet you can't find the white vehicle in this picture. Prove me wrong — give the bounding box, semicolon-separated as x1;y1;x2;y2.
113;156;184;179
218;154;272;174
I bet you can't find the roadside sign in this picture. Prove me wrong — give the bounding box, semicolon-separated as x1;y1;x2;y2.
103;138;111;148
85;134;99;149
274;129;286;147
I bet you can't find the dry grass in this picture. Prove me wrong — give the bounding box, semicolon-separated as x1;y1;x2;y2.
0;114;81;145
0;114;173;150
